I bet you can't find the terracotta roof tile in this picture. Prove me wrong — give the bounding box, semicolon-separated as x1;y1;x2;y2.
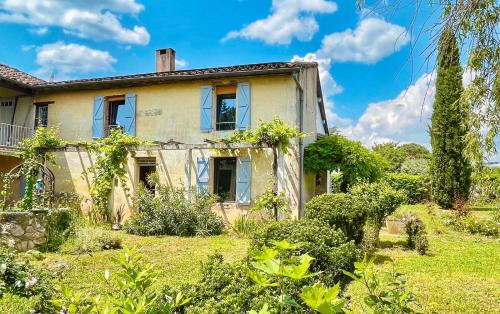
0;64;45;86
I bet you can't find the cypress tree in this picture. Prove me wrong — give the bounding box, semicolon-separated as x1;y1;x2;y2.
430;29;472;208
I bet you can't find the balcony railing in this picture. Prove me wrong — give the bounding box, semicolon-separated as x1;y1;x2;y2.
0;123;32;149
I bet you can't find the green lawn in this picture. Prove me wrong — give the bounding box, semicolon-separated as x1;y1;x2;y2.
36;233;249;293
346;204;500;313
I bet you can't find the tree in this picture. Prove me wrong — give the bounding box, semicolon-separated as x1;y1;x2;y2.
304;135;387;192
373;142;406;172
430;29;472;208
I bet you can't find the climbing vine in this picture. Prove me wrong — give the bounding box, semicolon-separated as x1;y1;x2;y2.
222;117;305;219
82;129;146;223
17;127;67;211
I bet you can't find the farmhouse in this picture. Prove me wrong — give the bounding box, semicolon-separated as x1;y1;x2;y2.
0;49;329;222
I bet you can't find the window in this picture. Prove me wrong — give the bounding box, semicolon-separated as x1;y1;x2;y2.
214;157;237;202
35;103;48;128
137;158;156;192
107;98;127;134
216;94;236;131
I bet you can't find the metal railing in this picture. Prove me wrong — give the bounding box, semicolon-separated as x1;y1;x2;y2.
0;123;32;149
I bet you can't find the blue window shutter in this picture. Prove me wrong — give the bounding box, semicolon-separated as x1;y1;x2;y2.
236;82;251;130
124;93;137;136
236;156;251;204
200;86;213;132
92;96;105;139
196;157;210;193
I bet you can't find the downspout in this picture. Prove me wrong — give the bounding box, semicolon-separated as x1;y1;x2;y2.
293;72;305;217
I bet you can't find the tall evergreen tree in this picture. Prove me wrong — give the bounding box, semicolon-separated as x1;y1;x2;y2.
431;29;472;208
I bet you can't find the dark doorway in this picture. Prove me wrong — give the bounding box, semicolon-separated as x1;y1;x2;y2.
214;157;237;201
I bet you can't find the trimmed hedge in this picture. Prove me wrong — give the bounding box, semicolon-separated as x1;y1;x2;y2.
383;172;430;204
304;193;367;243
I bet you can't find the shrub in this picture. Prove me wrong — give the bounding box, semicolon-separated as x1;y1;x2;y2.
60;226;122;254
400;158;431;176
232;215;262;237
444;213;499;238
383;173;430;204
304;135;387;191
0;247;54;312
124;186;225;237
250;219;360;287
351;182;405;250
45;208;76;251
176;255;275;313
402;213;429;255
304;193;367;243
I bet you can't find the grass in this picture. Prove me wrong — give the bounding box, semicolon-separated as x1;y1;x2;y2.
35;233;249;294
346;204;500;313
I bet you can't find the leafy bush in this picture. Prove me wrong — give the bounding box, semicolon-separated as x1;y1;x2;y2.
351;182;405;250
60;226;122;254
400;158;431;176
373;142;430;173
45;208;76;251
250;219;360;287
383;173;430;204
124;185;224;237
402;213;429;255
444;212;499;238
304;135;387;192
304;193;367;243
253;187;290;219
0;247;54;312
52;247;188;313
232;215;262;237
344;256;421;313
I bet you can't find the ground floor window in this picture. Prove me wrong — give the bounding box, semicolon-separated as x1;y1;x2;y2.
214;157;236;202
137;158;156;192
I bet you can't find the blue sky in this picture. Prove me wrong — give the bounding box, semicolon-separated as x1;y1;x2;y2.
0;0;445;148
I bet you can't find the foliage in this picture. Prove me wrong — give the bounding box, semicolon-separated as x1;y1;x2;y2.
52;247;189;313
0;174;14;211
253;186;290;220
444;211;499;238
373;143;431;173
383;173;430;204
471;167;500;204
402;213;429;255
222;117;304;219
351;182;405;249
304;193;367;243
17;127;66;211
124;184;224;237
431;28;472;209
82;129;144;223
245;240;346;314
399;158;430;176
344;256;421;313
232;215;262;237
52;192;83;212
60;226;122;254
0;247;54;312
45;208;76;251
251;219;360;287
304;135;387;192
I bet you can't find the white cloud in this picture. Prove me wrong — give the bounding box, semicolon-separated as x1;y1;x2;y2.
35;42;117;80
29;26;48;35
223;0;337;45
175;58;189;69
0;0;149;45
341;72;436;147
318;17;410;63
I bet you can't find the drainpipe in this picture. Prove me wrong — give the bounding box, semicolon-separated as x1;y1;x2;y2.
293;72;304;217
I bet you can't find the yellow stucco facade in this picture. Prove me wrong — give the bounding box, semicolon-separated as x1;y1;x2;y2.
2;64;327;224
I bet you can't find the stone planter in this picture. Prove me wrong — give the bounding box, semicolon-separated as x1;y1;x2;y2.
386;219;405;235
0;210;48;251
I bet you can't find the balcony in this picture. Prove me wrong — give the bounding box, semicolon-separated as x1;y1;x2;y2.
0;123;32;150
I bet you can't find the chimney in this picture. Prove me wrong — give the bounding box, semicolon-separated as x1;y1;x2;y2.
156;48;176;72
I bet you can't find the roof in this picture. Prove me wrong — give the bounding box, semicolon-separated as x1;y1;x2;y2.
0;64;46;87
35;61;316;91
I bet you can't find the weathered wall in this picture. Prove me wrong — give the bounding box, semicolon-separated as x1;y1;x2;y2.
0;155;22;204
0;210;47;251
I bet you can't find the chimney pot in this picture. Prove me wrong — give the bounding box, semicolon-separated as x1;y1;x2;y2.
156;48;176;72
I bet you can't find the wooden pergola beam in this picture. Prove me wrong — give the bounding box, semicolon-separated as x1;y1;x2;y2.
53;142;267;152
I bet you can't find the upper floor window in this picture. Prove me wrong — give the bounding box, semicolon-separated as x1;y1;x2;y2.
35;103;49;128
216;94;236;131
107;97;127;134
